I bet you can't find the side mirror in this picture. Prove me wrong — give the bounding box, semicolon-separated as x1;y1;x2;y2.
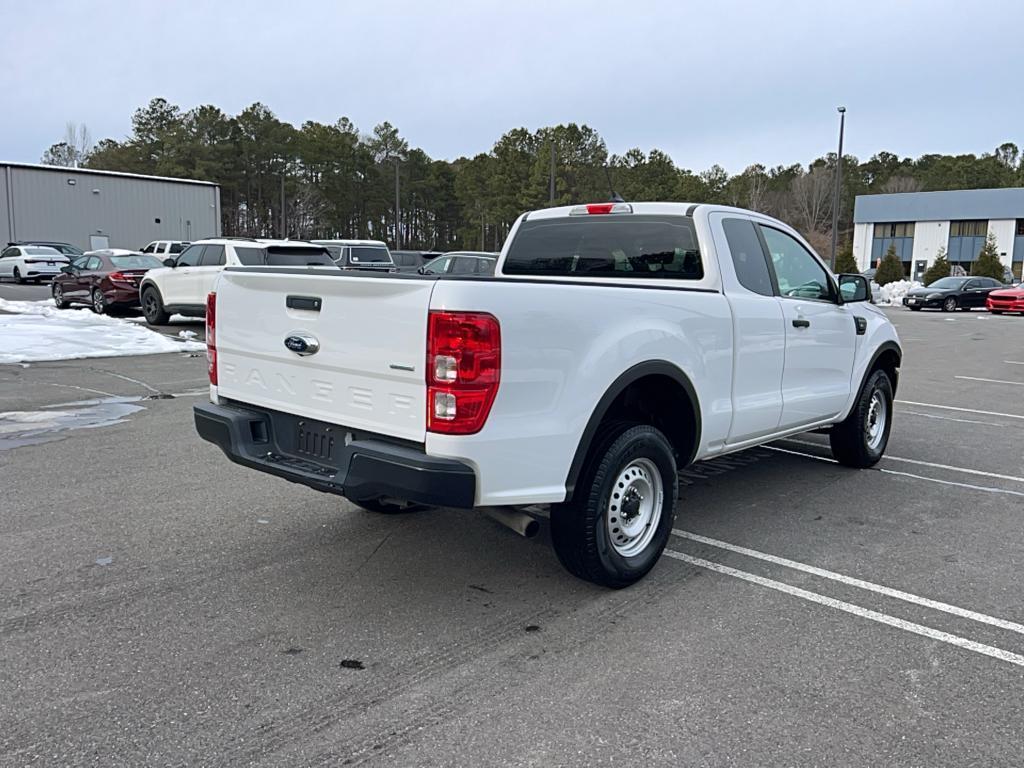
60;265;73;274
163;258;177;268
838;274;870;303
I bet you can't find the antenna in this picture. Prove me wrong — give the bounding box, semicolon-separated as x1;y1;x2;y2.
603;164;625;203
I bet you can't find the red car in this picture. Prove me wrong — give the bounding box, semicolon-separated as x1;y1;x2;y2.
987;285;1024;315
52;249;165;313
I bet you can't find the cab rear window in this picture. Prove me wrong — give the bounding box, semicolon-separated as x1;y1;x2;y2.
503;215;702;279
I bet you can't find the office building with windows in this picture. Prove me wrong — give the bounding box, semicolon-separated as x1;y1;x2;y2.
852;188;1024;281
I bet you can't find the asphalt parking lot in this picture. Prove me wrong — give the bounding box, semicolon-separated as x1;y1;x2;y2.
2;304;1023;766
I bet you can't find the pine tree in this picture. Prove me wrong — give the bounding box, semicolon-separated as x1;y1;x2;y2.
833;243;859;274
971;232;1005;281
922;247;950;285
874;242;905;285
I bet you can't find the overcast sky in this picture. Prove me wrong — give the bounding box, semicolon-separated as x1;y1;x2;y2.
2;0;1021;174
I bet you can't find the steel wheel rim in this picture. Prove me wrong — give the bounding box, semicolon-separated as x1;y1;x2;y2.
606;457;663;557
865;389;887;451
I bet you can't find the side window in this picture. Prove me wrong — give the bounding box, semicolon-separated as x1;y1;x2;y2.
200;245;225;266
0;247;14;259
169;242;186;254
141;243;155;254
71;256;90;269
176;245;205;267
424;257;449;274
451;257;477;275
233;247;264;266
759;226;833;301
723;218;773;296
86;256;103;270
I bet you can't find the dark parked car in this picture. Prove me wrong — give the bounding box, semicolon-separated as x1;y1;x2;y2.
52;249;164;313
902;276;1004;312
420;251;498;276
390;250;444;273
7;240;84;257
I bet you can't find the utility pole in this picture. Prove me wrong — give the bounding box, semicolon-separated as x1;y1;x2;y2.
280;164;286;238
394;159;401;250
830;106;846;270
549;142;555;204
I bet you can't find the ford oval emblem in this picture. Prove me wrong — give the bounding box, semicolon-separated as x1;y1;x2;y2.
284;333;320;356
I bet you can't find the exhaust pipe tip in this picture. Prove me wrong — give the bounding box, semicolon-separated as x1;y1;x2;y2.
483;507;540;539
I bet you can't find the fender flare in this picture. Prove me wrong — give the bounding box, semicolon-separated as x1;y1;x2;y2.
564;360;701;501
859;340;902;396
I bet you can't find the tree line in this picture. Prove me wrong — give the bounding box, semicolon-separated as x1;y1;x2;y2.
41;98;1024;253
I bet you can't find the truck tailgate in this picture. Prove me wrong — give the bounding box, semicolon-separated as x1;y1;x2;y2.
214;269;434;442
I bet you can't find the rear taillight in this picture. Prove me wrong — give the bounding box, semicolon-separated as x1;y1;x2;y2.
206;291;217;385
426;311;500;434
108;271;132;284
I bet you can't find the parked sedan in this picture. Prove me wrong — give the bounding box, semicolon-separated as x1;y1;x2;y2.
0;245;69;282
987;285;1024;315
419;251;498;276
52;250;164;313
6;240;84;257
902;276;1004;312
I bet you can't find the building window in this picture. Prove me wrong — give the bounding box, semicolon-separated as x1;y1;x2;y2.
949;220;987;237
1016;219;1024;236
872;222;915;238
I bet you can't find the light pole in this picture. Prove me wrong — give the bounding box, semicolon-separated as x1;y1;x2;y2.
829;106;846;270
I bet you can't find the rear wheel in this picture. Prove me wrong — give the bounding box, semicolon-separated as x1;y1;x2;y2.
991;310;1003;315
942;296;957;312
141;286;170;325
830;369;893;468
909;306;922;311
13;267;25;284
551;423;678;588
52;283;70;309
91;288;107;314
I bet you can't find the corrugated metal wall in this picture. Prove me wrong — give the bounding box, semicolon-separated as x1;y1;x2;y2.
1;164;220;250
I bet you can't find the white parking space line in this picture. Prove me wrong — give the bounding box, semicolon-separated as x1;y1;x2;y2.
896;400;1024;421
902;409;1004;427
1005;361;1024;366
762;445;1024;498
663;551;1024;668
955;376;1024;387
779;438;1024;484
672;530;1024;635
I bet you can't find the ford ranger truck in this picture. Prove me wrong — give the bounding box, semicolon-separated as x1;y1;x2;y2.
194;202;901;588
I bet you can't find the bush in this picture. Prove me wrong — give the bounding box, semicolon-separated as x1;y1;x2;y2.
922;248;950;286
971;232;1005;281
834;244;859;275
874;242;905;286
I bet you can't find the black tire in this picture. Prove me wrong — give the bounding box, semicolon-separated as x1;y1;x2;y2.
350;497;429;514
991;310;1003;315
52;283;70;309
830;369;894;468
942;296;957;312
551;423;678;589
14;267;25;284
909;306;922;311
141;286;170;325
91;288;106;314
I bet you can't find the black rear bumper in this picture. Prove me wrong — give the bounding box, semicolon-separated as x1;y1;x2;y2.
194;401;476;509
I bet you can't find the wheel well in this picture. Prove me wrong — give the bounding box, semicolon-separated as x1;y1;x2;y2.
870;347;901;394
566;369;700;501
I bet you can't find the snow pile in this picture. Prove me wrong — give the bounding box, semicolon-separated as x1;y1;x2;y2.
0;298;205;364
877;279;921;306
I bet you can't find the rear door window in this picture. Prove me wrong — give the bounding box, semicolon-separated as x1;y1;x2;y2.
176;245;205;267
86;256;103;270
723;218;774;296
503;215;703;279
450;257;477;275
200;245;226;266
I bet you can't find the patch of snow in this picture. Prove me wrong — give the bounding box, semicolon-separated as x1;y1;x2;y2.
0;298;205;364
178;330;198;339
877;280;921;306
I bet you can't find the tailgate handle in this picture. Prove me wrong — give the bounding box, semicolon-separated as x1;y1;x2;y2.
286;295;322;312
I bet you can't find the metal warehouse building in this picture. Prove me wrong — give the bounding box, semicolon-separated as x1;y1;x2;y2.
1;162;220;252
853;187;1024;281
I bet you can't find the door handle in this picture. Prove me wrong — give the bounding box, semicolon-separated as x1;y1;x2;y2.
792;318;811;328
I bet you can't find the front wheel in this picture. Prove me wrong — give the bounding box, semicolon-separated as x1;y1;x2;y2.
909;306;922;311
141;286;170;324
991;310;1003;315
551;423;678;588
830;369;893;468
942;296;957;312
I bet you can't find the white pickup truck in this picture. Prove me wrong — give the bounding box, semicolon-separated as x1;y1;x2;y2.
194;202;901;587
